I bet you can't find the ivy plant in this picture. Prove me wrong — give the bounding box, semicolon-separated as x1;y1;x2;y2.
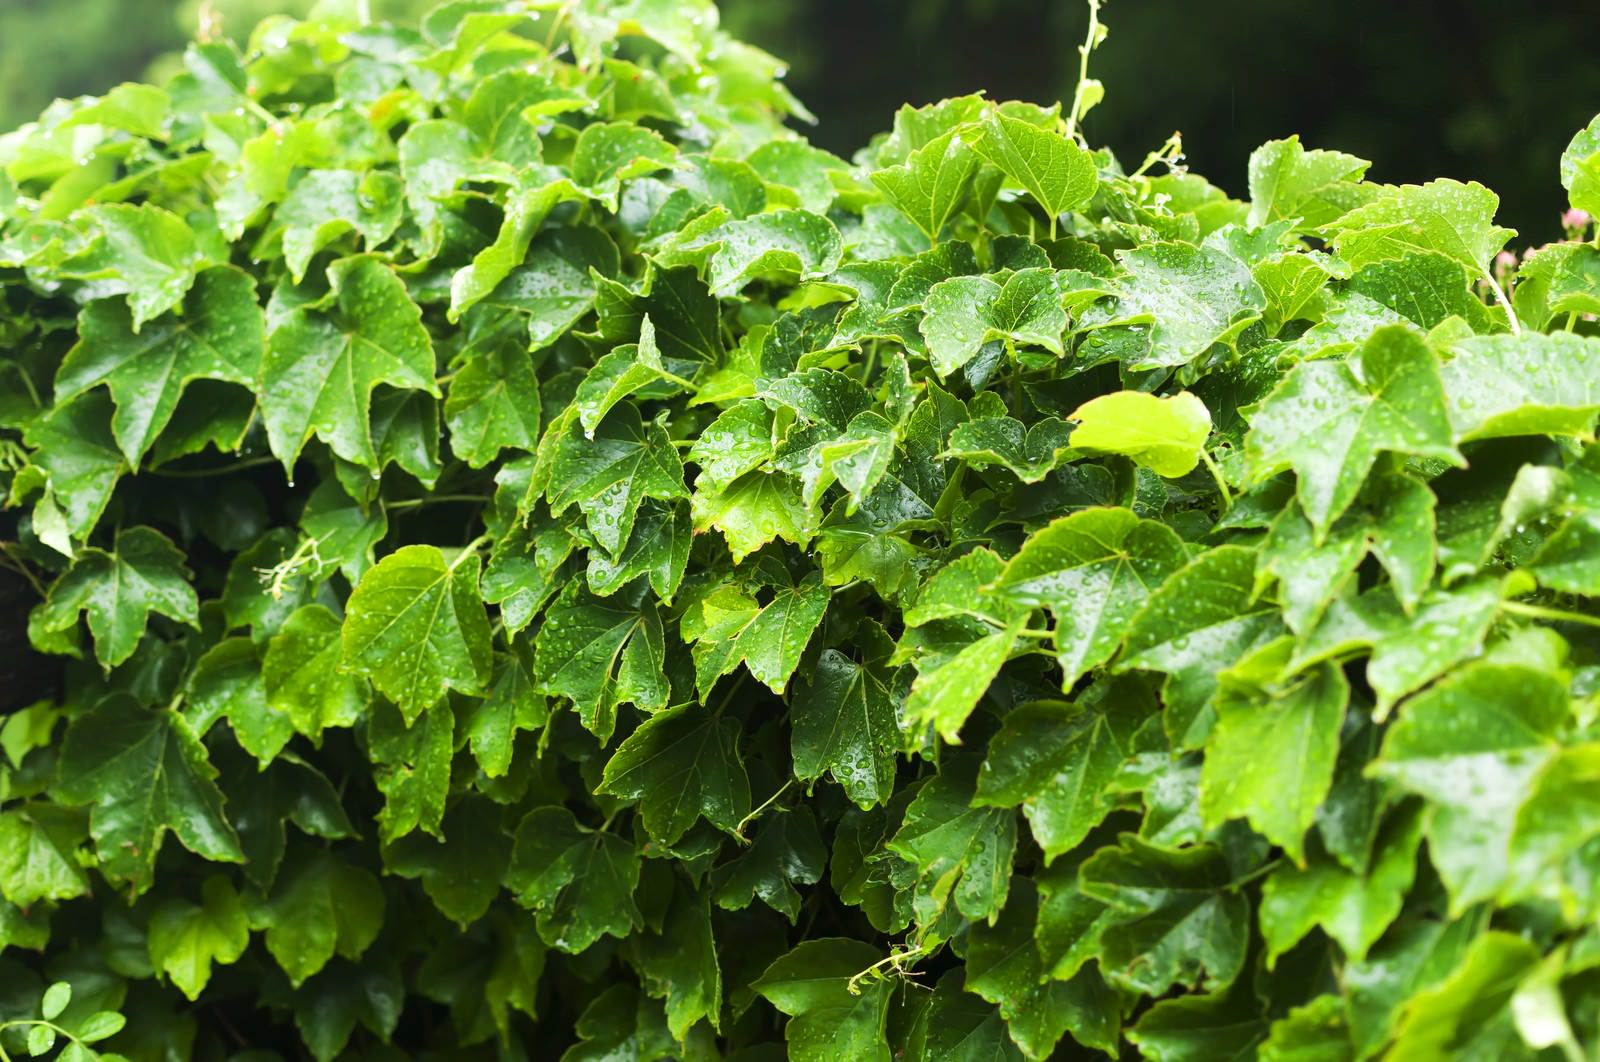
2;0;1600;1059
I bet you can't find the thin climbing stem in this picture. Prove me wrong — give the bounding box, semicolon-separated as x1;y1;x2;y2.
1063;0;1104;141
1482;268;1522;336
385;494;493;511
1199;448;1233;510
147;455;279;478
1502;600;1600;629
734;778;795;841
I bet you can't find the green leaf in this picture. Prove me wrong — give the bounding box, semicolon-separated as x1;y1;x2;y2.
598;704;751;845
187;637;293;767
1369;663;1567;910
533;582;668;743
686;571;830;695
1246;136;1374;230
701;209;844;296
267;169;404;282
943;414;1073;483
462;645;547;779
1439;332;1600;441
260;851;385;987
56;694;243;889
570;120;678;210
58;203;203;329
1200;663;1348;864
1386;932;1540;1059
996;507;1189;686
888;760;1017;926
791;648;902;810
54;266;263;464
1068;390;1212;478
546;403;688;556
1089;241;1265;368
1119;545;1281;748
263;604;368;742
631;881;722;1039
919;268;1067;376
261;255;440;472
340;544;492;723
35;525;197;667
976;693;1145;862
148;875;250;1000
40;982;70;1022
870;126;981;244
443;344;541;468
1245;324;1459;534
0;806;89;907
383;797;512;927
1259;803;1425;964
1080;835;1249;995
971;109;1098;234
712;807;826;921
369;700;455;843
506;806;642;953
753;939;893;1062
692;470;814;563
903;619;1022;745
966;878;1119;1059
1330;179;1514;276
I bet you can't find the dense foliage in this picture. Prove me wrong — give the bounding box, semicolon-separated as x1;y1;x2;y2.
3;1;1600;1058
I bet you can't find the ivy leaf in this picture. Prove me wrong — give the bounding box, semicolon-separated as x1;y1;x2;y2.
701;209;844;296
260;255;440;473
966;878;1120;1059
383;797;512;927
339;544;493;723
1369;663;1567;910
971;109;1098;234
545;403;688;556
533;582;668;743
1385;932;1540;1059
1090;241;1265;369
443;344;541;468
1440;332;1600;441
267;170;404;282
260;851;385;987
919;268;1067;377
1330;179;1515;277
908;971;1023;1062
19;392;124;539
1245;324;1460;534
570;121;679;210
903;619;1022;745
791;648;902;810
1199;663;1349;865
148;876;250;1001
631;882;722;1039
1080;835;1250;995
1068;390;1212;478
686;571;831;695
263;604;368;743
462;645;547;779
35;525;198;668
53;266;263;465
942;414;1073;483
55;694;243;890
870;126;981;245
57;203;203;329
975;694;1146;862
711;806;826;921
0;805;89;907
1259;803;1425;964
368;701;455;843
187;637;293;767
996;507;1189;687
598;704;751;845
1246;136;1374;230
692;470;815;563
505;807;642;953
753;939;893;1062
888;760;1017;926
1118;545;1282;748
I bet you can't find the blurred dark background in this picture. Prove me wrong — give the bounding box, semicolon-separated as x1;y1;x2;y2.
2;0;1597;241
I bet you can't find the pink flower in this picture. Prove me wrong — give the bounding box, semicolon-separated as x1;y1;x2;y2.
1563;207;1591;231
1495;250;1518;271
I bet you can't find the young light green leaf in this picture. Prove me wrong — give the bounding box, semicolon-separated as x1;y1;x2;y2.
1068;390;1212;477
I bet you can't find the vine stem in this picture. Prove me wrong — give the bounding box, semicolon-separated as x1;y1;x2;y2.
147;455;279;478
0;1020;90;1061
1482;268;1522;336
846;939;934;996
385;494;492;511
733;778;794;842
1063;0;1103;142
1502;600;1600;629
1198;448;1233;510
